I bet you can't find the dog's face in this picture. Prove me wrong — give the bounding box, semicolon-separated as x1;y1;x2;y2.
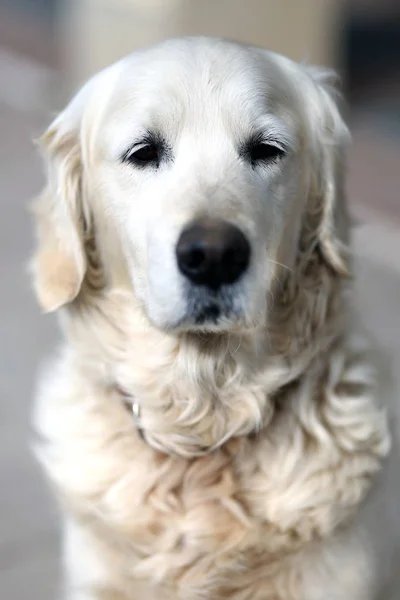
98;41;303;332
32;38;349;333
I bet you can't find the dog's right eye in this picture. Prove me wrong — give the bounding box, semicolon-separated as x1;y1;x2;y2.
124;143;160;167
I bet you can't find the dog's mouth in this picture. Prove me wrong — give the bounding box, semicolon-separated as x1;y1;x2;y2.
194;303;221;325
172;284;246;332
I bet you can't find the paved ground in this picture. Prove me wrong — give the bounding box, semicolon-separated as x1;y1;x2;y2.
0;100;399;599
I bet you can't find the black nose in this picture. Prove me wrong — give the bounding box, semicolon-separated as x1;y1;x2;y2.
176;219;250;290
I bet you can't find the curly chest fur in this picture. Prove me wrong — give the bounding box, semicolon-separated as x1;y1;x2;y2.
38;352;389;600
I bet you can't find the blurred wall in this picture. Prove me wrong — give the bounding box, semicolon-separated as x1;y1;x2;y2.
59;0;340;93
0;0;58;67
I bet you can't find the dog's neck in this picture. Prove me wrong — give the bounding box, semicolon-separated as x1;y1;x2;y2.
65;255;345;457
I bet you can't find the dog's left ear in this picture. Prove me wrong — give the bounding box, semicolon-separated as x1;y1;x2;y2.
305;68;351;277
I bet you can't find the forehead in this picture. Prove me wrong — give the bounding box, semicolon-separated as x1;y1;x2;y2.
102;39;301;151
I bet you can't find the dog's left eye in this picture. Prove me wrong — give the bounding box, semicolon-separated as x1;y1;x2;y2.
248;142;285;165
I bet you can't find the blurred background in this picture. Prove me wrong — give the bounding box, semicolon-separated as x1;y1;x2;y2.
0;1;399;598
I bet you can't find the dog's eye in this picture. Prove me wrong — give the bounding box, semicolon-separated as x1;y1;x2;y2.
248;142;285;165
126;143;160;167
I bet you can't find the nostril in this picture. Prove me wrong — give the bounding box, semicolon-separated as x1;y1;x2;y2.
185;248;206;272
222;248;236;270
221;243;249;283
221;248;235;279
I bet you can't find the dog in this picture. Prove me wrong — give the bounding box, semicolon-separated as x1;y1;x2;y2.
30;37;399;600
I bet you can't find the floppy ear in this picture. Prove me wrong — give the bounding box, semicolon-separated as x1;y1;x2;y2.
31;108;88;312
305;68;351;277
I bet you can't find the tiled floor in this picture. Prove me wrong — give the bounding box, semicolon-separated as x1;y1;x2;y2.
0;95;399;598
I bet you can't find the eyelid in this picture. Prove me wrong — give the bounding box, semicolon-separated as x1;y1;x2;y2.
122;141;151;161
133;141;151;151
261;139;287;153
255;114;294;146
251;133;288;153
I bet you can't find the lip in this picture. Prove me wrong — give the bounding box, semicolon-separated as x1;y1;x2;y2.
194;303;221;325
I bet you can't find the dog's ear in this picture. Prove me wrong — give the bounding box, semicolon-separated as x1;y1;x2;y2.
304;68;351;277
31;117;86;312
31;64;123;312
30;89;92;312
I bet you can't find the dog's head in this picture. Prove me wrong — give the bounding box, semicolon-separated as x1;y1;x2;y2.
31;37;349;334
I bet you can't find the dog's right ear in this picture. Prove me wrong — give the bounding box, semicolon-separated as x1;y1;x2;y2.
31;63;123;312
30;96;89;313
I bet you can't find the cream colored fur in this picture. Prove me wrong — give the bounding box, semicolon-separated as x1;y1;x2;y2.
31;38;398;600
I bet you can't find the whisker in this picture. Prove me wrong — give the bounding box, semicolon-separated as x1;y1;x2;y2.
267;258;293;273
266;286;276;313
232;334;243;355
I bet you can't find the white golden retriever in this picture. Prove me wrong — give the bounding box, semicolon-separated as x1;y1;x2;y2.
31;37;399;600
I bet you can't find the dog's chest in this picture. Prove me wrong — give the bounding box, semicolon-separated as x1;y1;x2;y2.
44;366;385;599
86;436;334;600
